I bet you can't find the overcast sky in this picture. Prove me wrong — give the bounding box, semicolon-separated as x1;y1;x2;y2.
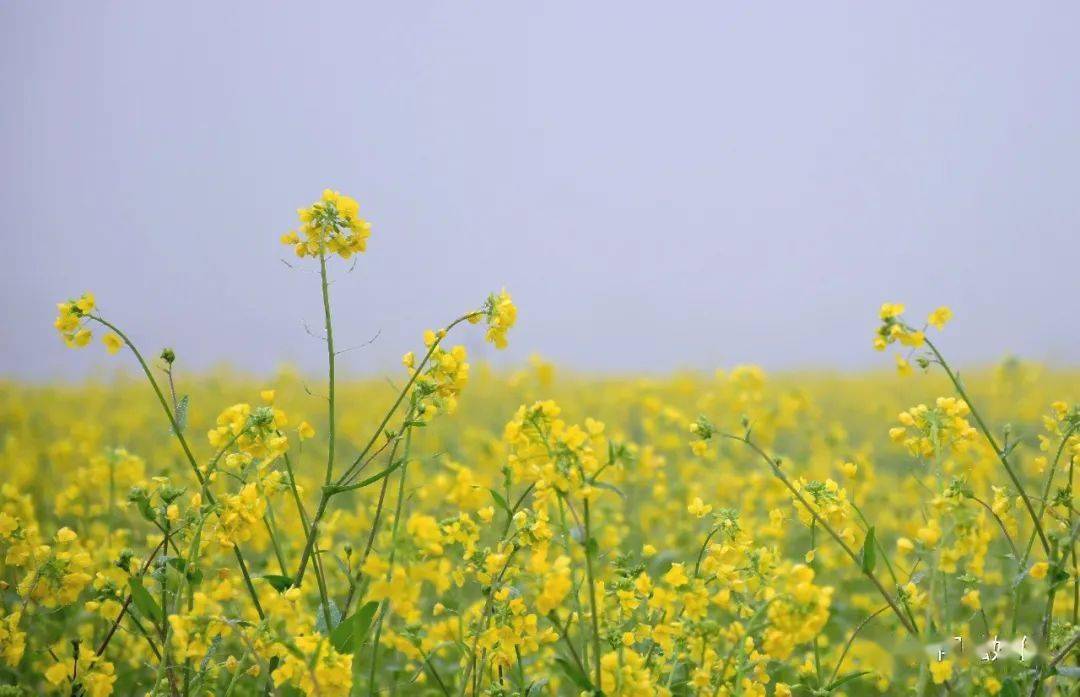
2;2;1078;380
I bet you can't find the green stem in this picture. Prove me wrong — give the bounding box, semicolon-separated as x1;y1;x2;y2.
547;611;589;682
290;312;480;610
319;248;337;486
344;427;406;616
368;422;416;692
557;497;590;668
1020;424;1078;569
966;494;1023;566
336;313;480;487
924;338;1050;554
459;550;520;697
88;315;266;620
282;452;312;527
292;494;329;588
582;498;603;689
95;538;167;657
724;433;918;637
262;516;288;576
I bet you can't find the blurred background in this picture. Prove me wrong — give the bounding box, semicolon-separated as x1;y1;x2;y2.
2;2;1078;380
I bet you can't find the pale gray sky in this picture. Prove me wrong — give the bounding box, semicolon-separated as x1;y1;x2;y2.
2;2;1078;379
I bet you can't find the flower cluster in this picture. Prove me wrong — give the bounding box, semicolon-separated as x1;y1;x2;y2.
482;288;517;349
503;399;607;495
271;634;353;696
11;194;1074;696
889;397;978;458
403;332;471;418
53;293;95;348
280;189;372;260
206;399;290;465
873;302;952;375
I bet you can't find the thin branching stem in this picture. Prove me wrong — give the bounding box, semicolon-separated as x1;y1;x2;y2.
924;337;1050;555
723;433;919;637
87;315;267;621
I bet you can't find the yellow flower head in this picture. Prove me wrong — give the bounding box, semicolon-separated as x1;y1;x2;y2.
283;189;371;260
55;293;96;348
687;497;713;518
879;302;905;320
930;659;952;685
482;289;517;349
102;333;123;355
873;301;938;353
927;306;953;330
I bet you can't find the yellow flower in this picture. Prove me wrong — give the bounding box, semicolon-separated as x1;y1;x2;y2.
0;611;26;668
0;512;16;538
483;289;517;349
55;293;97;348
102;332;123;355
75;293;96;314
45;659;72;686
879;302;905;320
56;527;77;543
272;633;352;696
917;519;941;548
687;497;713;518
928;306;953;330
298;421;315;440
930;659;952;684
283;189;371;260
1030;562;1049;580
663;563;689;588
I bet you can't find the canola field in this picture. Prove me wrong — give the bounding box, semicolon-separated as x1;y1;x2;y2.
2;191;1079;696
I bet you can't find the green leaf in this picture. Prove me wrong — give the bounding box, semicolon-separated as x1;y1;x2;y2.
1000;678;1021;697
489;488;510;513
174;395;189;434
128;577;163;624
592;481;626;500
828;670;873;690
261;574;294;592
136;498;156;522
128;487;155;522
336;459;405;493
315;599;341;634
330;601;379;653
1049;562;1071;589
554;657;592;690
860;526;877;575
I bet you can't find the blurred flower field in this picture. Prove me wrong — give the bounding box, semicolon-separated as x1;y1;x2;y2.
2;191;1079;696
